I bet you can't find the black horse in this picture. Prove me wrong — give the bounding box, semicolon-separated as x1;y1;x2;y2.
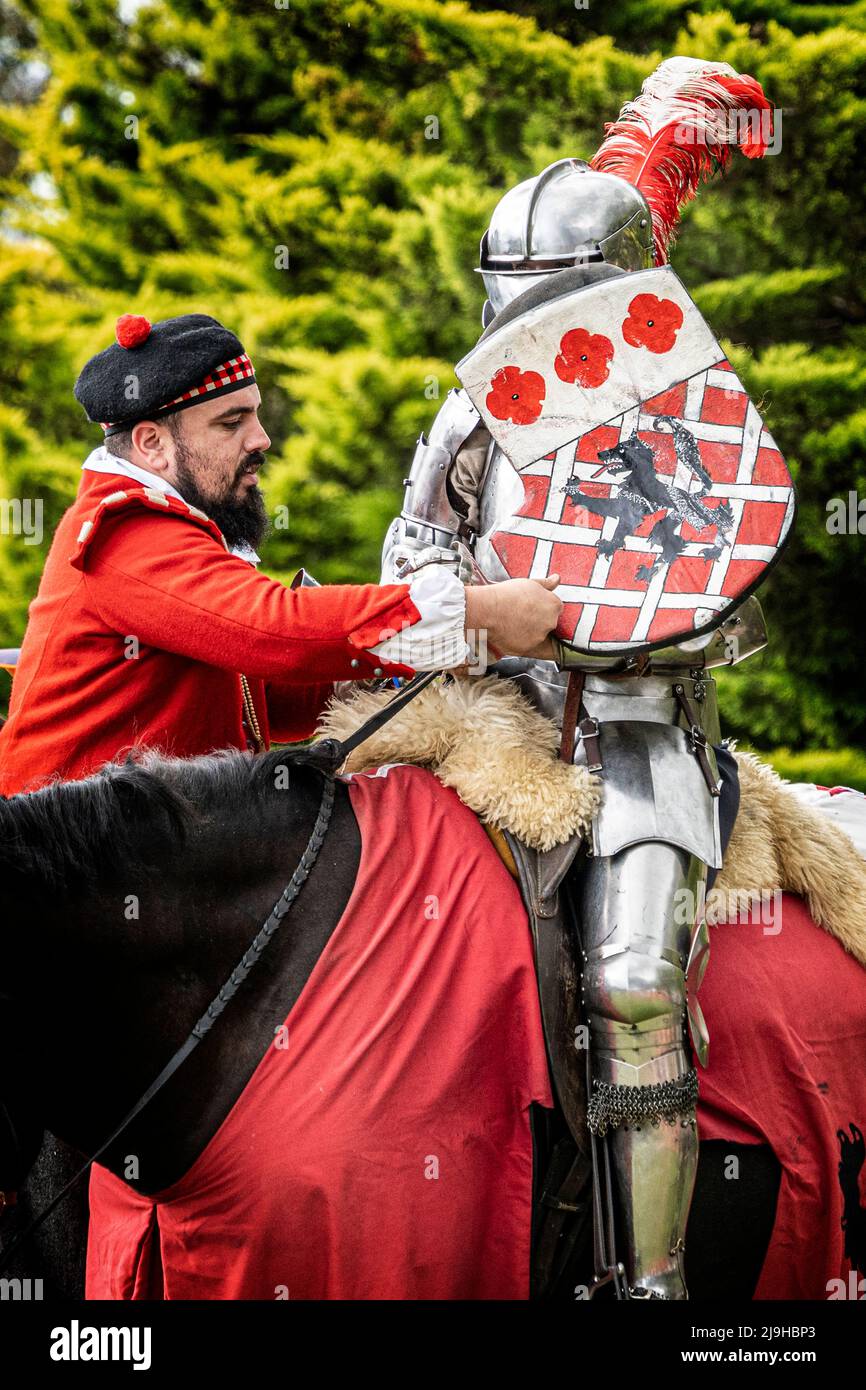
0;748;779;1300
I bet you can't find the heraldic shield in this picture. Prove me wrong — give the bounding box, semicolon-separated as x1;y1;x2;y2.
456;265;796;655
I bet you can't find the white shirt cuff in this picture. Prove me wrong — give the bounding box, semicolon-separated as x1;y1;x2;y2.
368;566;470;671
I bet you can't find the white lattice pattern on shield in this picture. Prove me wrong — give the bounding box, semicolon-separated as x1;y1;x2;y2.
486;359;795;653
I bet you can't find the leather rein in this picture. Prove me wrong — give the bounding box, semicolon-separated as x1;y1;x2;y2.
0;669;439;1272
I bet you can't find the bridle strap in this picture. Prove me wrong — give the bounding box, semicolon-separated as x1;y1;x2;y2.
0;773;336;1274
337;669;440;760
295;670;441;773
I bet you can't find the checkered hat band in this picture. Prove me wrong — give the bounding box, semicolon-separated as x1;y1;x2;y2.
162;353;255;408
101;354;256;430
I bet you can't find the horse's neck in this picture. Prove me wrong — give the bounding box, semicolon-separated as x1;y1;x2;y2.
29;770;360;1190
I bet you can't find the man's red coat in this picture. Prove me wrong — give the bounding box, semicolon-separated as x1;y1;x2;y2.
0;470;420;795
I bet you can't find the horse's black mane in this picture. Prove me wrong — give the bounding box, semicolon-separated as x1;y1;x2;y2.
0;748;316;893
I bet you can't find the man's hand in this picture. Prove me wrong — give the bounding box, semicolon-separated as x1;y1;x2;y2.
463;574;562;664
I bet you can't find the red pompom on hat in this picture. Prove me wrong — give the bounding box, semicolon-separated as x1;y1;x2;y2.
115;314;152;349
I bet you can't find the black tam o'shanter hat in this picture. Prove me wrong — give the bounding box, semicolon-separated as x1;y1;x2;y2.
74;313;257;436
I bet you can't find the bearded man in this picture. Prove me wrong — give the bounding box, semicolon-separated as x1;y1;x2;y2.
0;312;561;795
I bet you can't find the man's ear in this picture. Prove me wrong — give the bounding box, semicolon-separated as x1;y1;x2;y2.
129;419;169;472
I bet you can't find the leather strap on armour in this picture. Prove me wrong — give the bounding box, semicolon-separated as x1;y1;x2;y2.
560;670;584;763
672;682;721;798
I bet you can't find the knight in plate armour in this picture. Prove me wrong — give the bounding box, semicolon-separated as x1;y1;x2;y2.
380;58;789;1299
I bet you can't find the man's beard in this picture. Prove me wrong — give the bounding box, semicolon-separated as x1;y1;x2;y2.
173;440;270;551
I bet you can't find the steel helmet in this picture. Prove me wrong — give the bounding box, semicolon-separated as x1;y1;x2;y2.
477;158;654;315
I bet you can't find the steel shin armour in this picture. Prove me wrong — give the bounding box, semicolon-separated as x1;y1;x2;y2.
578;842;706;1299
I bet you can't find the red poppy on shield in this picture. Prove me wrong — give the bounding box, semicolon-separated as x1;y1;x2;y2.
486;365;546;425
622;294;684;353
554;327;615;388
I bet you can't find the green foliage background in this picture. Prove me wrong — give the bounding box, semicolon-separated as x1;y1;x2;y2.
1;0;864;781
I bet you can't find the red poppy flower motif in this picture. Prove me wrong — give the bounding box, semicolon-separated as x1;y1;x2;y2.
115;314;152;349
486;365;546;425
621;294;683;353
554;327;615;388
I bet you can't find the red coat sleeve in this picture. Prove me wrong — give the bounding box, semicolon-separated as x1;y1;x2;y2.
78;504;420;684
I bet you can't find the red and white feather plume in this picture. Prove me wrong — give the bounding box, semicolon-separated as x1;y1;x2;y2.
590;56;773;264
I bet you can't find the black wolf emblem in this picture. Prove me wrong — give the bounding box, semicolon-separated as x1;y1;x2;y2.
563;416;734;582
